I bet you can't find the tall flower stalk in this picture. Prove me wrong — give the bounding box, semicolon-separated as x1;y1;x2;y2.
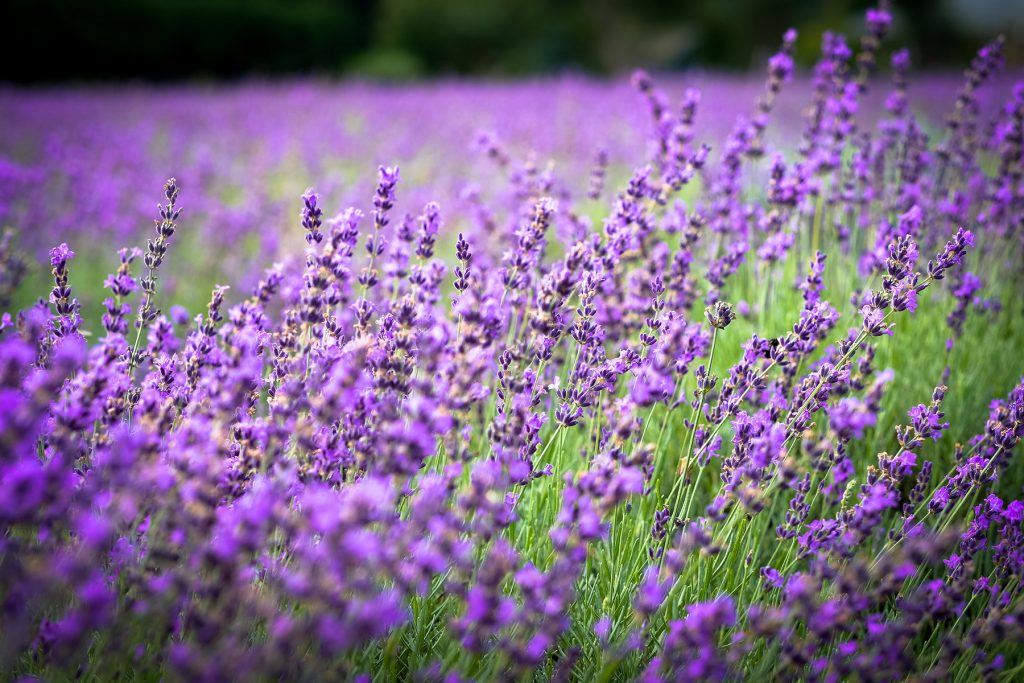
124;178;180;427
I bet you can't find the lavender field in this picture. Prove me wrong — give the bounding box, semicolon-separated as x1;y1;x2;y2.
2;12;1024;683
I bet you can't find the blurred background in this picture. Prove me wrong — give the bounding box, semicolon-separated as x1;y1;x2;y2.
3;0;1022;83
1;0;1020;321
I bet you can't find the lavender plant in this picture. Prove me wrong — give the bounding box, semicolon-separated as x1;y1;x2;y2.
2;7;1024;682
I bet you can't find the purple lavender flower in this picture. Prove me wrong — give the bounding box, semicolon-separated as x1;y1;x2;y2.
829;397;877;440
301;188;323;245
927;228;975;281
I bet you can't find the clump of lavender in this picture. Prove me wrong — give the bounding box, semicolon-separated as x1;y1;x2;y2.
2;7;1024;682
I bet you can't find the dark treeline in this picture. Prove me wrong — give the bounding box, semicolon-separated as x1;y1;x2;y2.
2;0;1021;82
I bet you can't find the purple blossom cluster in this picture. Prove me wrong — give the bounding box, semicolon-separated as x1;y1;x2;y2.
2;6;1024;682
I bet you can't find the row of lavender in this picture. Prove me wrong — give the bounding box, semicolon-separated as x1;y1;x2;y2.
0;71;1012;301
3;7;1024;683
